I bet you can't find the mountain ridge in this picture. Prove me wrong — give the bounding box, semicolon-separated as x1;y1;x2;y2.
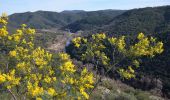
64;5;170;35
8;9;125;30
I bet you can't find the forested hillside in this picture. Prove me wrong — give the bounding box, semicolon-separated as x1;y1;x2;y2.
63;10;126;32
8;10;125;30
63;6;170;35
100;6;170;35
8;6;170;35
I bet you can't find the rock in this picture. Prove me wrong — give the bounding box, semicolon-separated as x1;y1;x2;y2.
97;86;111;99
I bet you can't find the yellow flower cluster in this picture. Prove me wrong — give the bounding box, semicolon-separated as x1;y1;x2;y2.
0;27;8;37
95;51;109;66
130;33;164;57
108;36;126;52
12;46;30;61
0;13;8;25
0;73;6;84
61;67;94;99
60;61;76;73
118;66;135;79
16;62;31;73
116;36;126;51
72;36;88;48
27;81;44;97
0;70;21;89
47;88;57;96
58;52;70;60
58;53;94;99
32;47;52;66
108;37;117;45
25;28;35;35
9;50;17;57
71;32;164;80
137;32;145;39
92;33;106;40
79;68;94;99
80;33;110;66
72;37;82;48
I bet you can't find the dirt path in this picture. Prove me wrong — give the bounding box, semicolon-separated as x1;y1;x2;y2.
47;33;81;52
47;35;67;52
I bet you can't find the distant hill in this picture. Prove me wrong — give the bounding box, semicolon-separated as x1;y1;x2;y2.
63;10;126;32
8;11;86;29
98;6;170;36
8;10;125;30
66;6;169;36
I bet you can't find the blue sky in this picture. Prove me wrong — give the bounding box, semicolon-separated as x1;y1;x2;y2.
0;0;170;15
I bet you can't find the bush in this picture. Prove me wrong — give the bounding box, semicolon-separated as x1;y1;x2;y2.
135;91;150;100
0;14;94;100
67;33;164;80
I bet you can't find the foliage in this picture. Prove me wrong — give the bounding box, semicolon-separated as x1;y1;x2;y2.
67;33;163;79
89;77;158;100
0;14;94;100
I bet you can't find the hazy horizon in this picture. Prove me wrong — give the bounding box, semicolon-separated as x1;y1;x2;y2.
0;0;170;15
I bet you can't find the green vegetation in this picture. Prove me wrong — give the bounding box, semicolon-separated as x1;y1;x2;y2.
1;5;170;100
65;6;170;35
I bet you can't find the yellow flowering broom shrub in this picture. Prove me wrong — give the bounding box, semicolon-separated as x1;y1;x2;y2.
69;32;163;80
0;14;94;100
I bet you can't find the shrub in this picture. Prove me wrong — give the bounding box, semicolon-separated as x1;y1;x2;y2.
0;14;94;100
67;33;164;80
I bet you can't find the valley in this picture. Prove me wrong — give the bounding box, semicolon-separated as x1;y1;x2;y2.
0;5;170;100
